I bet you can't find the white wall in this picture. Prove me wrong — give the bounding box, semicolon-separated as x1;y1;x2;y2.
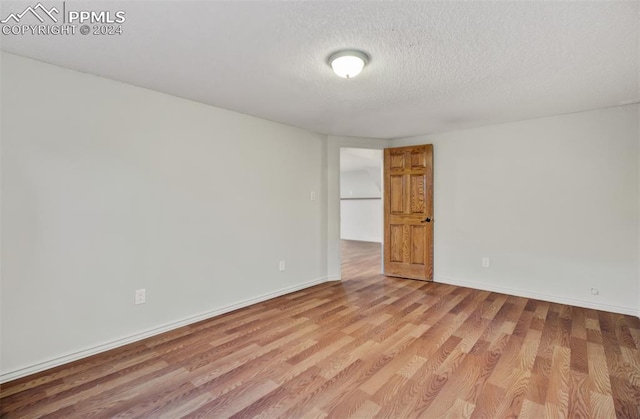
340;199;383;243
340;169;382;242
340;169;381;199
393;105;640;315
0;53;327;381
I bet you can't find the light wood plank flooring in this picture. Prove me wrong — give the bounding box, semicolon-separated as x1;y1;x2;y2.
1;240;639;418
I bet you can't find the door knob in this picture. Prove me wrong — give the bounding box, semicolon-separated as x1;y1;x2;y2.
421;217;432;223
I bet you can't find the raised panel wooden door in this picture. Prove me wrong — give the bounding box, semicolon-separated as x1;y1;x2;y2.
384;145;433;281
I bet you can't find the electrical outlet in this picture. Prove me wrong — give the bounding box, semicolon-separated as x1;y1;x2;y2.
310;191;316;201
279;260;286;271
482;257;490;268
135;289;146;305
591;287;599;296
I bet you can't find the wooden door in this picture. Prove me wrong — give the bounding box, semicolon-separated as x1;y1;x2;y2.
384;145;433;281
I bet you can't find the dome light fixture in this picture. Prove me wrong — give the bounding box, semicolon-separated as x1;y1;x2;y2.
328;50;369;79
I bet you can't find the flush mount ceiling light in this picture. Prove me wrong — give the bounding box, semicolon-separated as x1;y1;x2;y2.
328;50;369;79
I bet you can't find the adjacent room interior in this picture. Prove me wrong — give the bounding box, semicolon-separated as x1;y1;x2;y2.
1;1;639;417
340;147;383;276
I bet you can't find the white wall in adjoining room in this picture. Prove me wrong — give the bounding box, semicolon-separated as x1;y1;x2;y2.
1;53;328;381
339;148;383;243
340;198;383;243
340;169;383;243
340;168;381;199
393;104;640;315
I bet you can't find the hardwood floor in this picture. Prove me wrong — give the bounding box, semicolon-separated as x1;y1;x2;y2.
2;240;639;418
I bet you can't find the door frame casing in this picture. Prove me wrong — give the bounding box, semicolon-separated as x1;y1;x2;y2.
327;136;391;281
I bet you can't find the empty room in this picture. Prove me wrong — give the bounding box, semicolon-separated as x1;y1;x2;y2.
1;1;639;418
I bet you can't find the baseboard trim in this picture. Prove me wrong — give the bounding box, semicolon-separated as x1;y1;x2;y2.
0;276;329;384
436;276;638;317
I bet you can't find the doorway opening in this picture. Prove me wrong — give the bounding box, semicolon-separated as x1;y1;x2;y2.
339;147;383;279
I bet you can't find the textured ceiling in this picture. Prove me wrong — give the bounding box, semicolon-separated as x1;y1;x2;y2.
1;1;638;139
